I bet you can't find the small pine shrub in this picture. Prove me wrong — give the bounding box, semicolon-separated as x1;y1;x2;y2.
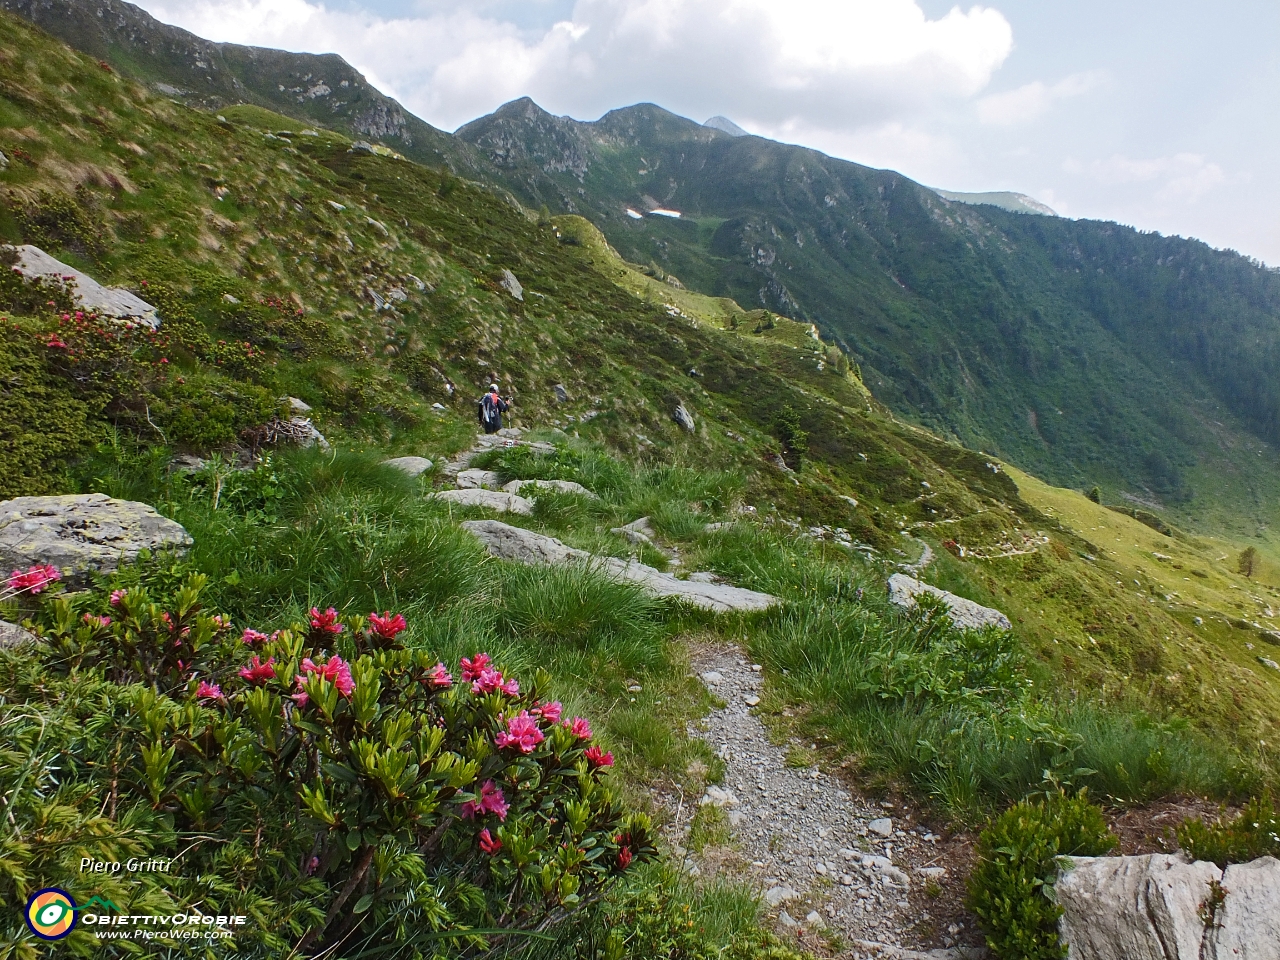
967;792;1116;960
1177;795;1280;868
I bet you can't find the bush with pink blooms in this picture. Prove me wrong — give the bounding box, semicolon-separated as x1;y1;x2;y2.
3;573;654;956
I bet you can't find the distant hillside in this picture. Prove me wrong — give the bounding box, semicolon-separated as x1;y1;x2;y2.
0;0;488;175
456;99;1280;528
932;188;1057;216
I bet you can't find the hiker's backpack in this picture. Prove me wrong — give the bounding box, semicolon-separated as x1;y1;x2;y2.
479;393;499;426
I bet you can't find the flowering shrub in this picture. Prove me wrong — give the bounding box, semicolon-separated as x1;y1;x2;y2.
17;574;654;955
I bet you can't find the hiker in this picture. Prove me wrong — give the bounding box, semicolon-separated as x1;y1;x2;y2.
478;384;510;434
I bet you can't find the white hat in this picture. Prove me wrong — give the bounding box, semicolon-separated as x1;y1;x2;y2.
489;383;499;392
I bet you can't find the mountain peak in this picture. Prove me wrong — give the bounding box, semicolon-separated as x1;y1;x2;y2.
704;116;748;137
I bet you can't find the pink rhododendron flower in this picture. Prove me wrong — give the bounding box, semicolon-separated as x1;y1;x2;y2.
460;653;491;683
82;614;111;628
425;663;452;688
242;628;269;645
459;780;509;821
297;656;356;698
472;667;519;697
7;564;61;595
618;847;633;870
368;611;407;640
478;828;501;855
584;746;614;768
308;607;343;634
196;681;224;703
109;589;126;606
495;711;545;754
533;701;562;725
239;656;277;684
565;717;593;740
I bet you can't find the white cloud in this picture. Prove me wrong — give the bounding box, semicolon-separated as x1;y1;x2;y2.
976;70;1104;126
1086;153;1226;203
133;0;1014;132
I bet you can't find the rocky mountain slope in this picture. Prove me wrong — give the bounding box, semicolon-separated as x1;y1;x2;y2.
455;99;1280;531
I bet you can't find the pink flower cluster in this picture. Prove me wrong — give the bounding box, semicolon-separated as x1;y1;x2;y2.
462;653;518;696
6;564;61;595
196;681;224;703
239;656;277;684
368;611;406;640
495;711;545;754
459;780;509;821
82;613;111;629
532;701;562;724
293;656;355;705
309;607;343;635
425;663;452;688
478;828;501;855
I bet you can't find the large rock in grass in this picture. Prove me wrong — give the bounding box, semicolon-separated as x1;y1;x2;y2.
0;494;191;586
4;244;160;327
1056;854;1280;960
886;573;1011;631
382;456;433;477
460;520;777;613
502;478;598;499
456;469;504;490
0;620;37;648
1204;857;1280;960
430;489;534;515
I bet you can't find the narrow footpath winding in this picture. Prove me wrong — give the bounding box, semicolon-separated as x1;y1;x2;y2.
685;646;987;960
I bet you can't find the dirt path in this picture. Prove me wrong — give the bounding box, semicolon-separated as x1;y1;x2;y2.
682;645;987;959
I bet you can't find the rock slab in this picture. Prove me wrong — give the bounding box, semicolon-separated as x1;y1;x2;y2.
1056;853;1280;960
5;245;159;327
460;520;777;612
887;573;1011;631
381;456;433;477
502;478;598;499
431;490;533;516
0;494;192;585
456;469;503;490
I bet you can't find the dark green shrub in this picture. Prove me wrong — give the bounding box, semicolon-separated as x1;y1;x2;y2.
4;572;655;956
1177;795;1280;868
967;792;1116;960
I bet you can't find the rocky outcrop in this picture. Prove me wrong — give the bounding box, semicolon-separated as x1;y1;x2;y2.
0;494;192;586
886;573;1011;631
456;469;503;490
430;489;534;515
502;478;598;499
499;269;524;301
672;402;696;433
5;244;159;327
0;620;37;648
381;456;433;477
1056;854;1280;960
460;520;778;612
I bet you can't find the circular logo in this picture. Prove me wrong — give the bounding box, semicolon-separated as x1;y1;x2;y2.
25;888;77;941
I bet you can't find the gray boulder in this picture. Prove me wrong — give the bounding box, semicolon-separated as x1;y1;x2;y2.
0;494;191;586
430;489;533;515
460;520;777;613
5;245;160;328
1204;857;1280;960
672;402;696;433
499;269;524;301
887;573;1011;631
1057;854;1216;960
382;456;433;477
456;469;504;490
502;478;598;499
0;620;37;648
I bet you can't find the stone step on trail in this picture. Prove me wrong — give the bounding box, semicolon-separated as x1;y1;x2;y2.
459;520;777;613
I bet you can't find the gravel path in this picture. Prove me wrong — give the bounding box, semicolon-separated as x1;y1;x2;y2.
685;646;987;960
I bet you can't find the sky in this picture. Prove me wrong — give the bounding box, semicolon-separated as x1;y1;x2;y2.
132;0;1280;265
